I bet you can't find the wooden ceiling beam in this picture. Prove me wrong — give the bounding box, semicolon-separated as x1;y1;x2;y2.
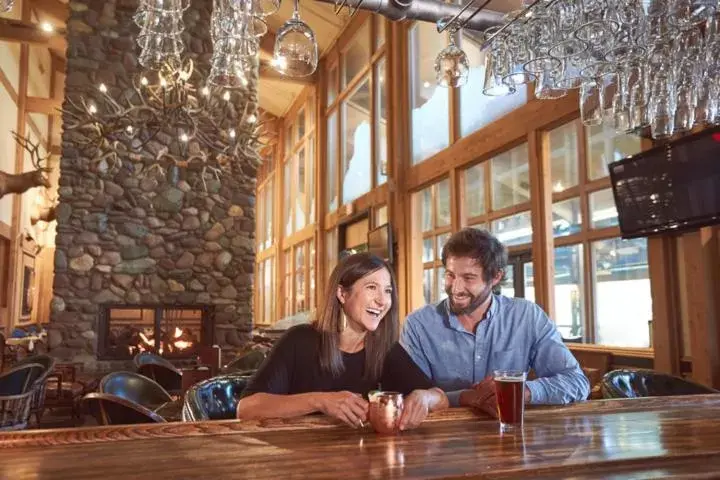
26;96;62;116
0;18;66;52
29;0;68;25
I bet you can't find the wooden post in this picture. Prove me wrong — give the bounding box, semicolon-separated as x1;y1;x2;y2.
683;227;720;388
528;129;555;317
8;0;32;329
648;236;682;375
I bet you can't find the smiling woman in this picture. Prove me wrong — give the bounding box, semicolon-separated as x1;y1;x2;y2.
236;252;449;430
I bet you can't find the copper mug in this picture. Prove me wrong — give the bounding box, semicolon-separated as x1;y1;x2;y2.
368;391;403;434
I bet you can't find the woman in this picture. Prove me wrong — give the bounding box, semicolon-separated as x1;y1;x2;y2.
237;252;448;430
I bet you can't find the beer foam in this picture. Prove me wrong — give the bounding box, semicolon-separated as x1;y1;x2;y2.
495;377;524;382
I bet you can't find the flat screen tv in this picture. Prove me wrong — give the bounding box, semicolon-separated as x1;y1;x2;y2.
367;223;393;264
609;127;720;239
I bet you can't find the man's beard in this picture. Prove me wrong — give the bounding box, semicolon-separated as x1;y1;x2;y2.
446;283;494;315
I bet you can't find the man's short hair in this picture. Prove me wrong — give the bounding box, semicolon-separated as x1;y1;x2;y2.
441;227;507;283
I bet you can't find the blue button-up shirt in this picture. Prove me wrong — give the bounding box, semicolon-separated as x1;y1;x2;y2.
400;295;589;406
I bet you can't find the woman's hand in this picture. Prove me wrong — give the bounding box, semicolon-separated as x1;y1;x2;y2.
399;390;431;431
315;391;369;428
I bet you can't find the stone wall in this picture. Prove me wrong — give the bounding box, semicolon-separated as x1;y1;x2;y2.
50;0;256;370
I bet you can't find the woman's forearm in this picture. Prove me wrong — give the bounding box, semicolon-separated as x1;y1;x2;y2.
236;392;323;420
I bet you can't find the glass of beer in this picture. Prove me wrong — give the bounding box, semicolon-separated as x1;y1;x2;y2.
493;370;527;431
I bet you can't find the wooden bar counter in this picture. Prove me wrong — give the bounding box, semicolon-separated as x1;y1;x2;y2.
2;395;720;479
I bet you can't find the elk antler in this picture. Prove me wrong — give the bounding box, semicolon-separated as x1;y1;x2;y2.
0;132;53;200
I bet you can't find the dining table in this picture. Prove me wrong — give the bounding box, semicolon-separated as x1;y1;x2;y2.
2;394;720;479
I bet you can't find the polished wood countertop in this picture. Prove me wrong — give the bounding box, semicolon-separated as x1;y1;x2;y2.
2;395;720;479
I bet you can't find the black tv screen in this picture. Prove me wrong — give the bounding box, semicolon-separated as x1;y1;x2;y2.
609;128;720;239
368;224;393;264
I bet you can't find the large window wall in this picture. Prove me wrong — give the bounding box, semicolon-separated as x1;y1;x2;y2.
548;121;649;347
407;23;527;165
254;140;277;326
253;15;711;378
411;179;451;305
325;17;387;212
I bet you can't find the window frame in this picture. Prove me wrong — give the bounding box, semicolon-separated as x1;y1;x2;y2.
547;119;647;346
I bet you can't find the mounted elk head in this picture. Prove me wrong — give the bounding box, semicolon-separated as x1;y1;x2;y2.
0;132;52;200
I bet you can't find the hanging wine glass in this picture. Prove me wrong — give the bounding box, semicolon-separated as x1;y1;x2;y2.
272;0;318;77
434;26;469;88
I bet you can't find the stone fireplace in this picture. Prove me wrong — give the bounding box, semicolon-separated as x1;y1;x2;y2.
48;0;257;372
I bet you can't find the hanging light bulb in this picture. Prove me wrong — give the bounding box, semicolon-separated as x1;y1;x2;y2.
99;83;108;93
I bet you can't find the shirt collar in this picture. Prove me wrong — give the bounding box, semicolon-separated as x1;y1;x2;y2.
442;294;499;333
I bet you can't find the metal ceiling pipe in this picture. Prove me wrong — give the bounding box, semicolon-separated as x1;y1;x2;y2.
313;0;504;32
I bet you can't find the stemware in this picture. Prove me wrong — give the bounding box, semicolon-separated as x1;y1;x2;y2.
272;0;318;77
434;27;469;88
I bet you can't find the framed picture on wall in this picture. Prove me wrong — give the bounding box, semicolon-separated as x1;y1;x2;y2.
20;254;35;319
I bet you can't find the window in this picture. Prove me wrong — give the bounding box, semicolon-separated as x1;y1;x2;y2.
412;179;451;308
256;257;275;325
462;143;532;248
283;238;316;317
256;177;274;250
342;23;370;89
327;112;338;211
459;32;526;137
326;229;338;280
592;237;650;347
586;123;643;181
342;77;371;204
283;96;316;236
326;16;387;212
548;119;647;346
374;15;385;50
408;22;450;164
375;59;388;186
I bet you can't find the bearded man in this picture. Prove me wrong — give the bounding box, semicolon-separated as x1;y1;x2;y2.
400;228;589;415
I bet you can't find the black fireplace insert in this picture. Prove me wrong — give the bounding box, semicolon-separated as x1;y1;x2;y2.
97;304;215;361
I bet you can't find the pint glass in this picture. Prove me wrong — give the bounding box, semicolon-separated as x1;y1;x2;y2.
493;370;527;431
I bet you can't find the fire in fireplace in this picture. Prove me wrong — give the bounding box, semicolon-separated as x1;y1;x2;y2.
97;304;215;360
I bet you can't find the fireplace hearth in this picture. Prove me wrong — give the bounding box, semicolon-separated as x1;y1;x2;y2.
97;304;215;361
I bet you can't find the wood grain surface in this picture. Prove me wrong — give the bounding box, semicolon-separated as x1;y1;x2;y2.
2;395;720;479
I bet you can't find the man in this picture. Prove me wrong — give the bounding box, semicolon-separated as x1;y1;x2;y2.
401;228;589;415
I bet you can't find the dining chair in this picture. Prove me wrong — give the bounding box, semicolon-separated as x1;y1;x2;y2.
0;363;45;430
182;373;254;421
82;393;167;425
601;369;719;399
99;371;172;410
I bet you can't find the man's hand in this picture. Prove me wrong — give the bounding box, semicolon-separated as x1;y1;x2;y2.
315;391;369;428
459;377;532;418
399;390;431;431
459;377;498;418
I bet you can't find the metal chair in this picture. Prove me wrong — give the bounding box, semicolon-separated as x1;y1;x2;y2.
0;363;45;430
601;369;719;399
134;352;182;393
15;355;57;424
82;393;167;425
182;373;254;422
99;371;173;410
134;352;178;370
222;350;266;374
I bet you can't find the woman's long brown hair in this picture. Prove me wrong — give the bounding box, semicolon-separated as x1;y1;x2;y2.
313;252;399;383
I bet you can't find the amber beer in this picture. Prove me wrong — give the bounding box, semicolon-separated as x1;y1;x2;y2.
493;370;527;431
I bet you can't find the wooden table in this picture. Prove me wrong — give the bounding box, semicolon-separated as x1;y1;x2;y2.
2;395;720;479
